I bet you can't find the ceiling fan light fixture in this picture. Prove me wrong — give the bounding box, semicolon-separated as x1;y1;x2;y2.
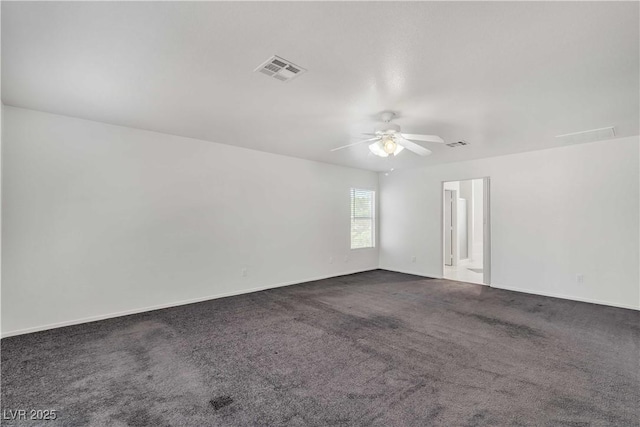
369;142;389;157
369;138;404;157
382;137;397;154
331;111;442;157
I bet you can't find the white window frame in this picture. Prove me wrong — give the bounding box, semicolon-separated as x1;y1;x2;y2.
350;188;376;249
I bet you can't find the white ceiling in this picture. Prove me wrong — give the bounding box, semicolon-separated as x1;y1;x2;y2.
2;1;638;172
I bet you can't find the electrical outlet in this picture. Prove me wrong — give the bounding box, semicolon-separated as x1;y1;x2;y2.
576;274;584;284
241;268;248;277
344;255;349;263
329;256;334;264
411;256;417;263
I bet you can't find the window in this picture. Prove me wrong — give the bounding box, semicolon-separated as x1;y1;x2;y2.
350;188;375;249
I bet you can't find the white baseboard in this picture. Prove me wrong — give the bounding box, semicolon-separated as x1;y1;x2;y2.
5;269;635;338
381;268;491;286
491;283;640;311
379;267;441;279
382;268;638;311
1;268;376;338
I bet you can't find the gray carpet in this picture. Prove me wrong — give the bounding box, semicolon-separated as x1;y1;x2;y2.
1;270;639;426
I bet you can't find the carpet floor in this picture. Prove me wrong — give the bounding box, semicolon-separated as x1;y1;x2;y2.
1;270;639;426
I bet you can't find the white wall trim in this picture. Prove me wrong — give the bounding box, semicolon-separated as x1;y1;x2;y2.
1;268;376;338
492;283;640;311
379;268;441;280
3;268;637;338
381;268;491;286
381;268;638;310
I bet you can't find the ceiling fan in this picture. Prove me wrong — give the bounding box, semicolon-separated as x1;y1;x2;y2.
331;112;444;157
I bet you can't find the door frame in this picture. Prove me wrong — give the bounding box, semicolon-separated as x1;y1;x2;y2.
444;189;456;266
441;177;491;286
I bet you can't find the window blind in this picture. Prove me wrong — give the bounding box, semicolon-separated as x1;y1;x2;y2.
350;188;375;249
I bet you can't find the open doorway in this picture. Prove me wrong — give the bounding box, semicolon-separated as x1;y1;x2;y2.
442;178;490;285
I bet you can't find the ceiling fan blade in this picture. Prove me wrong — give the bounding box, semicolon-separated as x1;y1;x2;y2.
396;137;432;156
401;133;444;143
330;137;380;152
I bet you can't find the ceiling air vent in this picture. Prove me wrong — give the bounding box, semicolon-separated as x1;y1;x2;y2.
555;127;615;144
255;55;307;83
446;141;470;148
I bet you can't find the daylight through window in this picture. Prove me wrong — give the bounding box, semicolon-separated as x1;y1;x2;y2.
350;188;375;249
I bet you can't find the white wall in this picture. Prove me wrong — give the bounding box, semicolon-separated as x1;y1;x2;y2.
3;106;638;338
1;107;379;336
379;136;640;310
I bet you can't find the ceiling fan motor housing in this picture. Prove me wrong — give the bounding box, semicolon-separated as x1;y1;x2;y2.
374;122;401;134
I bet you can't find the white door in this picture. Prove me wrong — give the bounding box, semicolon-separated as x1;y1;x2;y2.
457;198;468;259
444;190;454;266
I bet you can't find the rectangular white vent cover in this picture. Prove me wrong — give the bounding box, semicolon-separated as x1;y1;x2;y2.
255;55;307;82
446;141;470;148
555;127;615;144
